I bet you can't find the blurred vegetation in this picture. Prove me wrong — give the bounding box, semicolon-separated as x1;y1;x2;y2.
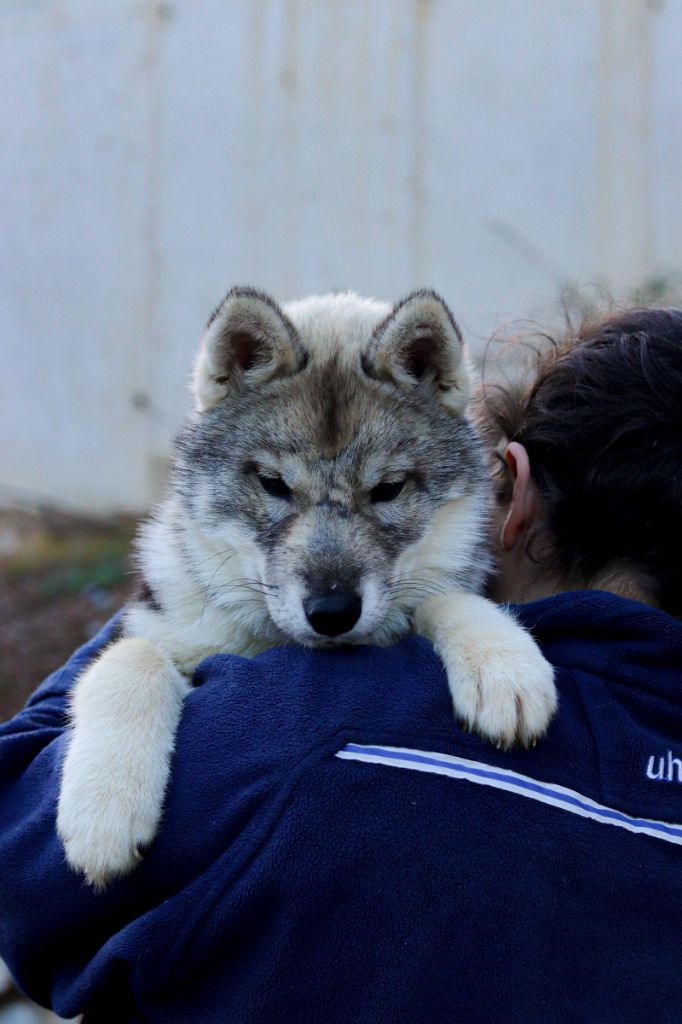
4;531;130;595
479;270;682;393
556;271;682;325
629;271;682;306
0;508;136;720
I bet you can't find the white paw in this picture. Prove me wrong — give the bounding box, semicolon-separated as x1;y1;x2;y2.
415;592;557;749
57;755;165;889
57;637;188;888
444;630;557;748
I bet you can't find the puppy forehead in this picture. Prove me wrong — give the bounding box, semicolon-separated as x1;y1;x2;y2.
283;292;390;359
258;361;418;465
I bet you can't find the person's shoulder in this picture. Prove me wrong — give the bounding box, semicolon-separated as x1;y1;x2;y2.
187;635;453;748
512;587;681;634
512;589;682;695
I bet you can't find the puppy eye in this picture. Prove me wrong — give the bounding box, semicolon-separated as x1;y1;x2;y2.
258;475;291;499
371;479;405;503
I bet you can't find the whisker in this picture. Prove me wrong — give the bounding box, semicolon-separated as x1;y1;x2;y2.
202;577;278;617
388;579;449;597
229;577;276;592
388;583;450;603
192;548;238;571
201;550;243;620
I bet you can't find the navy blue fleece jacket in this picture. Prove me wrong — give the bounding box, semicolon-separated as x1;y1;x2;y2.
1;591;681;1023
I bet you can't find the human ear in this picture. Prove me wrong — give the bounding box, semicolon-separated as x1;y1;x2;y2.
500;441;536;551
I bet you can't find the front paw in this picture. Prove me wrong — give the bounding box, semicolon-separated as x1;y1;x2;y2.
57;637;188;888
57;759;162;889
415;593;557;749
445;631;556;749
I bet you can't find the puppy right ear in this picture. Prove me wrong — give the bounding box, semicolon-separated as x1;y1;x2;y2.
193;287;307;411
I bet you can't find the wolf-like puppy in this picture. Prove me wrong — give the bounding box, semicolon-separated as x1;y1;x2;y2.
57;288;556;886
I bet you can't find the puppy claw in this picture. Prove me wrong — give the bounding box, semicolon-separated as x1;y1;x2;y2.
440;632;557;749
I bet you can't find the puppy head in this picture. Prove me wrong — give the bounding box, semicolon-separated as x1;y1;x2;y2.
180;287;487;646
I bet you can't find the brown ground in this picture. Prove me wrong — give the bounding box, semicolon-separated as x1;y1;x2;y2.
0;507;137;721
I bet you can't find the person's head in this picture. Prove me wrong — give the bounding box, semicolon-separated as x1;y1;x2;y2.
479;307;682;615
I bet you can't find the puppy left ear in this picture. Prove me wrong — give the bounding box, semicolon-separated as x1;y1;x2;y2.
362;290;471;414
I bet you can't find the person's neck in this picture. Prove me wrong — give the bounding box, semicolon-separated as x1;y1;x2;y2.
492;551;659;609
589;564;660;610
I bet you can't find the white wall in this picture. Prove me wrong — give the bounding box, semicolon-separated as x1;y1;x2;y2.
1;0;681;512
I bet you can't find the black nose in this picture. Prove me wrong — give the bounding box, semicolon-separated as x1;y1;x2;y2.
304;592;362;637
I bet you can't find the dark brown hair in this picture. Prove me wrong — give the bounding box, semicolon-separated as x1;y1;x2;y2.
480;308;682;616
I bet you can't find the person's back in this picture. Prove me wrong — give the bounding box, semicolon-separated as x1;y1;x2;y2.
1;587;682;1023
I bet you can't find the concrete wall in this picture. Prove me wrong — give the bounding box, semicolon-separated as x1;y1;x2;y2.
1;0;681;511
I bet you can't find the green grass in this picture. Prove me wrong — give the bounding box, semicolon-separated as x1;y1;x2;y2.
3;527;134;595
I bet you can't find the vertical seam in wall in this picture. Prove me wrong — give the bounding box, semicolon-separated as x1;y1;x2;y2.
638;0;653;276
409;0;430;284
142;1;163;504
